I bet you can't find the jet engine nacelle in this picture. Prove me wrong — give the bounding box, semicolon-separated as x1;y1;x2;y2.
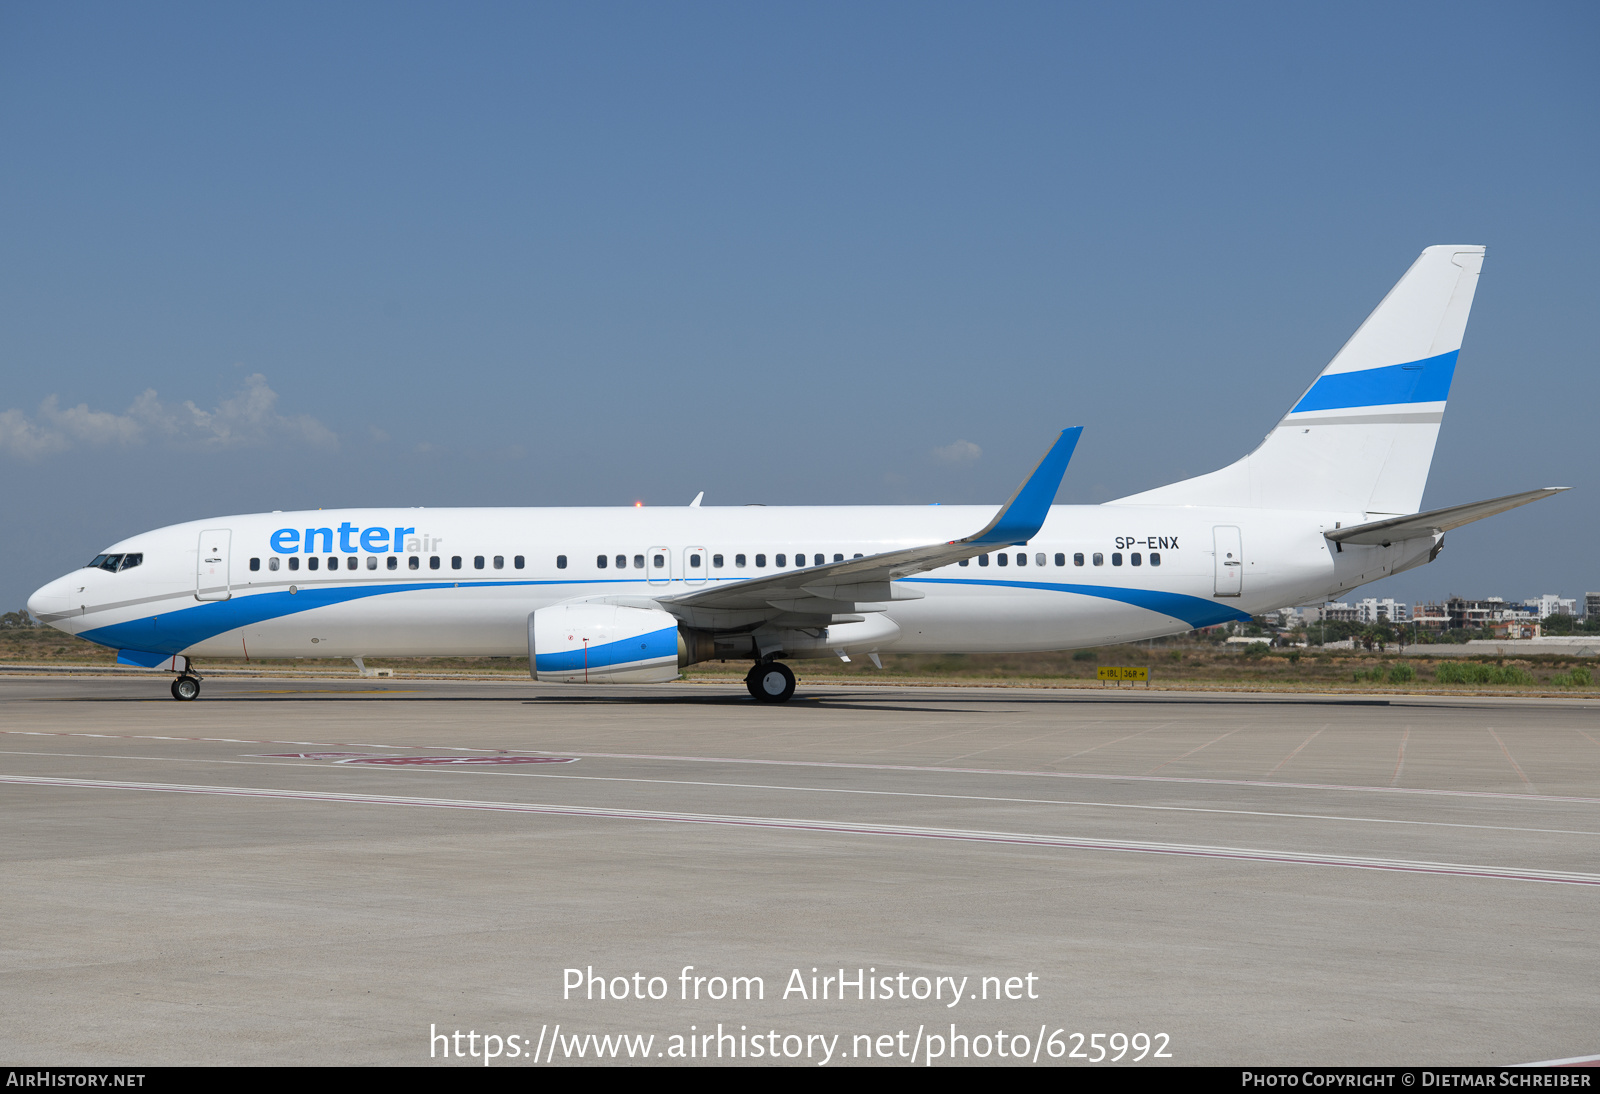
529;603;683;683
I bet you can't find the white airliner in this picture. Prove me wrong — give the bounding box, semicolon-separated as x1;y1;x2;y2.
27;245;1564;702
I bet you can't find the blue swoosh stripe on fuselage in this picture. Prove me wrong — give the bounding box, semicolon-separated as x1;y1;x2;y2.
1290;350;1457;414
82;575;1250;655
79;579;632;654
902;578;1252;629
534;626;680;674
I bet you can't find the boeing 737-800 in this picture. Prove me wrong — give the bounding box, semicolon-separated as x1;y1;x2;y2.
27;245;1565;702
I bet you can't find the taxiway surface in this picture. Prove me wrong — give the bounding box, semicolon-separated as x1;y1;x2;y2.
2;675;1597;1066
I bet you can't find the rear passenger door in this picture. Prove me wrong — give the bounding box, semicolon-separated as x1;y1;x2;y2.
1213;526;1242;597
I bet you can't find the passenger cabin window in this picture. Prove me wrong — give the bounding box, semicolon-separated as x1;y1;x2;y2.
1092;553;1103;566
775;554;786;567
494;556;504;569
1131;553;1141;566
387;556;398;570
1015;553;1026;566
367;556;378;570
689;554;701;568
556;555;567;569
978;554;989;566
1036;553;1046;567
833;553;843;563
713;554;724;568
755;554;767;568
596;555;608;569
515;556;525;569
1150;553;1161;566
1072;553;1083;566
652;553;664;569
735;554;746;568
997;553;1008;566
430;556;441;569
1112;553;1123;566
289;557;300;571
269;557;280;571
451;556;462;569
408;556;419;570
473;556;484;569
815;553;825;566
614;555;625;569
249;558;260;572
959;559;969;566
632;555;644;569
308;557;319;571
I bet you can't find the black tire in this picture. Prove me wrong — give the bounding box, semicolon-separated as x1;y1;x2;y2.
747;661;795;704
171;676;200;702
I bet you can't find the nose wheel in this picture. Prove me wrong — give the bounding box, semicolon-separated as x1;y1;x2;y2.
746;661;795;703
171;675;200;701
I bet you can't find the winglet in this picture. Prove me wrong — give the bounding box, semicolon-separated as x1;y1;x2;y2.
963;428;1082;548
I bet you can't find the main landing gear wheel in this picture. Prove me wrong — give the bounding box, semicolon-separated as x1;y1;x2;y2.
171;676;200;702
746;661;795;704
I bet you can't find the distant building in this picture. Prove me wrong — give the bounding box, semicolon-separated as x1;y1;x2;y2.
1524;594;1577;618
1412;602;1451;630
1447;596;1506;629
1357;598;1407;625
1321;601;1359;623
1586;592;1600;620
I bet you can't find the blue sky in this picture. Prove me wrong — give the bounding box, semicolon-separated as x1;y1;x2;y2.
3;2;1596;614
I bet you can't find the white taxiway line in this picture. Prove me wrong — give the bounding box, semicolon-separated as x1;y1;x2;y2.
5;773;1599;887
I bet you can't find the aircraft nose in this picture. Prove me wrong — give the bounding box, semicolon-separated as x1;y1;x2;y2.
27;574;76;623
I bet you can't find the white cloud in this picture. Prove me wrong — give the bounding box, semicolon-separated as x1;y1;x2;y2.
931;439;982;465
0;374;338;460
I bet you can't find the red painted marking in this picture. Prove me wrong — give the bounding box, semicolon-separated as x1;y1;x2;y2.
336;756;578;766
256;752;375;759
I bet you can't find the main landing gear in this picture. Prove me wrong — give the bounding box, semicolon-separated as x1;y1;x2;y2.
171;674;201;702
746;660;796;704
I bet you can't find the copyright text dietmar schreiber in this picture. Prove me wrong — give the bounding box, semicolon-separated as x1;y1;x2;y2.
428;965;1173;1065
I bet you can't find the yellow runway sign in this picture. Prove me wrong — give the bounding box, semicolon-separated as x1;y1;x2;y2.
1097;666;1148;686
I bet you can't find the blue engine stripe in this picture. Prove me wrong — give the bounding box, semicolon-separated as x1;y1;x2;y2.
534;626;679;673
1290;350;1457;414
902;578;1252;629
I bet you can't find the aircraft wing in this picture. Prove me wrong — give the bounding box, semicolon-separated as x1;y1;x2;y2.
1325;487;1569;546
656;428;1082;620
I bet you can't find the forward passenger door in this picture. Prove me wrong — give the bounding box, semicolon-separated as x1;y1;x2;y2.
196;529;232;601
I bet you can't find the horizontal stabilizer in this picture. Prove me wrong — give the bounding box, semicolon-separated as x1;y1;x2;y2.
1325;487;1569;546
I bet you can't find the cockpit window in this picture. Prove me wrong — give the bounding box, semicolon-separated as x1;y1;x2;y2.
87;555;108;569
91;554;124;572
118;553;142;572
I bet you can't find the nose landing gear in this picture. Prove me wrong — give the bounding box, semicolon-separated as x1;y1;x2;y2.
171;674;201;701
746;660;795;704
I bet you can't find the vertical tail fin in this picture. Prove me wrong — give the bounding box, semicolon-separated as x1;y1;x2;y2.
1114;245;1485;515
